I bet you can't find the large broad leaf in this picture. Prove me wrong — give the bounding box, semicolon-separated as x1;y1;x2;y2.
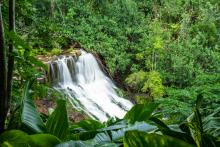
124;131;195;147
55;140;89;147
149;117;194;144
69;131;98;141
124;103;159;124
29;134;61;147
98;120;127;132
77;119;105;131
111;122;156;141
1;141;13;147
95;143;120;147
203;107;220;137
55;140;119;147
0;130;30;147
21;80;46;133
59;133;119;147
93;132;112;144
46;100;69;140
69;120;124;141
99;124;126;132
0;130;60;147
69;129;116;142
187;108;203;147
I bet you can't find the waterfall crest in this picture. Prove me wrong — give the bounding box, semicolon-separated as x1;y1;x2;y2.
49;50;133;122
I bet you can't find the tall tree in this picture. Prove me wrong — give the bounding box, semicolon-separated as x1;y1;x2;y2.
0;1;8;133
0;0;15;133
50;0;55;18
7;0;15;110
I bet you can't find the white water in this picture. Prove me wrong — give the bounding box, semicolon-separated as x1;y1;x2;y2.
50;50;133;122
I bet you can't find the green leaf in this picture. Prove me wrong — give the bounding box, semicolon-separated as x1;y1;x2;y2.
5;31;31;51
93;132;111;144
21;80;46;133
27;56;47;70
46;99;69;140
0;130;30;147
55;140;89;147
203;107;220;137
187;108;203;147
55;141;120;147
111;122;156;141
0;130;61;147
1;141;13;147
95;143;120;147
149;117;194;144
124;103;159;124
69;131;98;141
124;131;195;147
98;123;126;132
29;134;61;147
77;119;105;131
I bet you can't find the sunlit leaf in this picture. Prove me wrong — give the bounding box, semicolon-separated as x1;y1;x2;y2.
149;117;194;144
29;134;61;147
69;131;98;141
124;103;159;124
124;131;195;147
77;119;105;131
46;100;69;140
21;80;46;133
0;130;30;147
187;108;203;147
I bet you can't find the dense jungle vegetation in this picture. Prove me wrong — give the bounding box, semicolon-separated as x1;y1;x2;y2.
0;0;220;146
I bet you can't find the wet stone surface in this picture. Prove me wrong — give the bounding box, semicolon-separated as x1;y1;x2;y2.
34;99;88;122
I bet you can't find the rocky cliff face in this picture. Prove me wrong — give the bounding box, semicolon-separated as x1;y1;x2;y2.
36;49;81;84
36;49;81;64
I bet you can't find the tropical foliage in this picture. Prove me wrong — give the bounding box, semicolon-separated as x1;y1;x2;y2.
1;82;220;147
0;0;219;146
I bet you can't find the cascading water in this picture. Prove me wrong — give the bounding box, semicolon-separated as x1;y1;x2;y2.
49;50;133;122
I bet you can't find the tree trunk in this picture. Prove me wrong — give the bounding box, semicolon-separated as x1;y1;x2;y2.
7;0;15;113
0;2;8;133
50;0;55;18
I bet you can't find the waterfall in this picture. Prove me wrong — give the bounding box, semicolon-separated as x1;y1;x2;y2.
49;50;133;122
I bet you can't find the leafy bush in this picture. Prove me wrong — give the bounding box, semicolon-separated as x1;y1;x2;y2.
33;48;47;55
142;71;164;99
125;71;147;92
126;71;164;101
51;48;62;56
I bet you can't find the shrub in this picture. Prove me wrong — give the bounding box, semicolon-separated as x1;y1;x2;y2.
126;71;164;100
51;48;62;55
142;71;164;99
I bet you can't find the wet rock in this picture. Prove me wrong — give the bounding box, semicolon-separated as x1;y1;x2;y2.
62;49;81;57
34;99;88;122
36;49;82;64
